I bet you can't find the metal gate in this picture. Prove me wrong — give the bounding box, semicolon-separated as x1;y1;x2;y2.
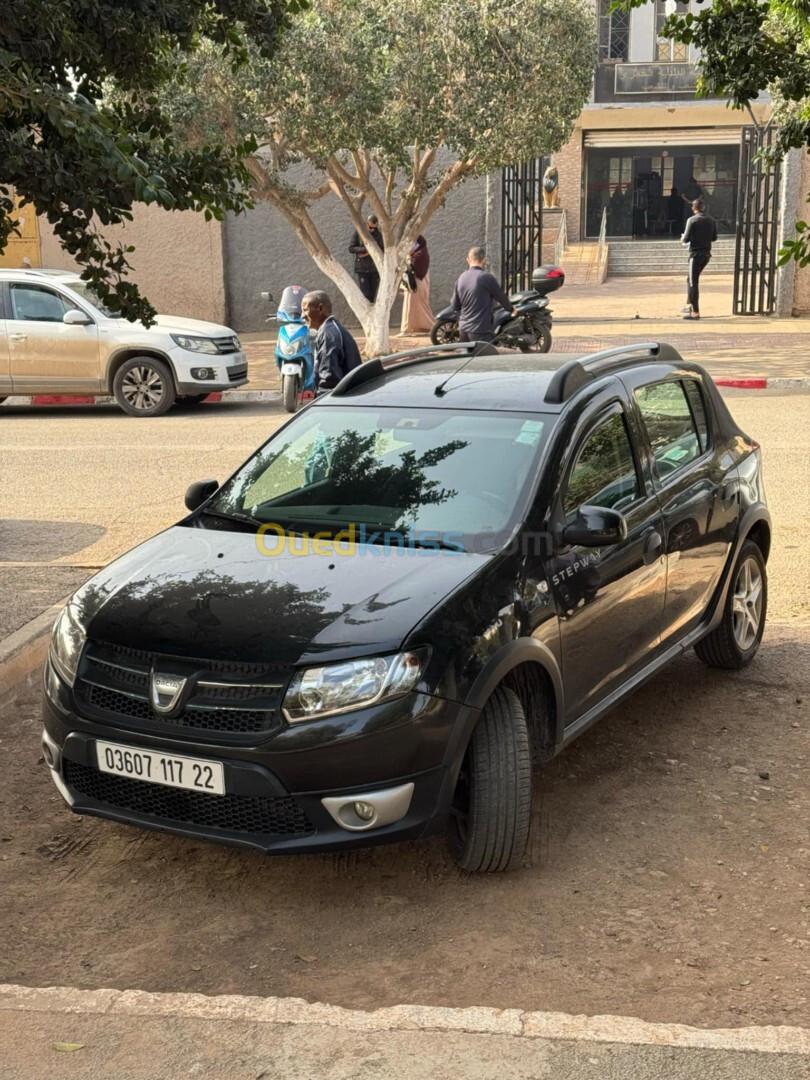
501;159;544;293
734;125;781;315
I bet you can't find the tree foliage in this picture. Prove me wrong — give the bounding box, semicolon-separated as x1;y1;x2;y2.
619;0;810;266
158;0;596;352
1;0;302;322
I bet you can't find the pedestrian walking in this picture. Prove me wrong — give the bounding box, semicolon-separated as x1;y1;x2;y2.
302;291;362;394
399;234;434;335
450;246;516;342
349;215;384;303
681;198;717;320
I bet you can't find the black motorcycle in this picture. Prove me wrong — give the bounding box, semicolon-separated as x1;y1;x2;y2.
430;265;565;353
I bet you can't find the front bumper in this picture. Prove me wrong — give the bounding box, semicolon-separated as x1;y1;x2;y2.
172;348;249;395
42;663;465;856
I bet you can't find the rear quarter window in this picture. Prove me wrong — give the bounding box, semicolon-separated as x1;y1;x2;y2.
634;380;702;479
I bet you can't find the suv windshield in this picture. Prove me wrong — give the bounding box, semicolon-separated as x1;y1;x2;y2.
67;281;117;317
206;405;550;551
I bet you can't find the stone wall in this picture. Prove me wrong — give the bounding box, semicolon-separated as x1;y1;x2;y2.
223;161;497;333
39;205;226;324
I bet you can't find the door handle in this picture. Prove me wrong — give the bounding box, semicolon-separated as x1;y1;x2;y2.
643;530;663;564
9;333;27;342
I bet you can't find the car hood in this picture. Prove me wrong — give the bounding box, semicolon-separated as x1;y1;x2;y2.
73;526;490;667
105;314;236;337
151;314;236;337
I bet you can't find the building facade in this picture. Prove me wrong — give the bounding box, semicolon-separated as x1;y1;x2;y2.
553;0;771;244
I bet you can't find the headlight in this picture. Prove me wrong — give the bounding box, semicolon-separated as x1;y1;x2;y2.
283;652;424;722
279;336;302;357
49;603;86;687
171;334;219;354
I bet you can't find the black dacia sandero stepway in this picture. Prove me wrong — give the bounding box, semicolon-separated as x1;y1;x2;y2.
42;341;771;872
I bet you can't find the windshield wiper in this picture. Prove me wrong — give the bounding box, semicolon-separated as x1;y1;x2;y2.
201;508;260;529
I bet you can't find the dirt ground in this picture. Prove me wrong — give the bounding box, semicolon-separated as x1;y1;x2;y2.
1;622;807;1031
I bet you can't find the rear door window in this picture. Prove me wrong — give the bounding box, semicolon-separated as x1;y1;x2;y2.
634;380;702;480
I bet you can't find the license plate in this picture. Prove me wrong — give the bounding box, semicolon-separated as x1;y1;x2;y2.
95;741;225;796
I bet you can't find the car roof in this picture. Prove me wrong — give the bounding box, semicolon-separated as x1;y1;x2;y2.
0;268;80;281
319;344;709;414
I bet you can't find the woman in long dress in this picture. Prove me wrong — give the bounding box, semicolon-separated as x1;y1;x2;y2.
400;235;434;335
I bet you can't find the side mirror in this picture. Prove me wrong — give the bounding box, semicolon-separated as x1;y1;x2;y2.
63;308;93;326
562;505;627;548
261;290;274;302
184;479;218;512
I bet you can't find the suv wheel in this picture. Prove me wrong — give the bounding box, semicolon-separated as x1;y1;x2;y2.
113;357;176;417
448;686;532;872
695;539;767;669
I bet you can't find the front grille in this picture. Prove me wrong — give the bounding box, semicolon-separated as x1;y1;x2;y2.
75;640;287;743
227;363;248;382
64;760;314;839
83;684;274;734
213;335;240;354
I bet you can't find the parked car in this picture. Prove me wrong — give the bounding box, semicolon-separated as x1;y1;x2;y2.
0;268;248;415
42;340;770;872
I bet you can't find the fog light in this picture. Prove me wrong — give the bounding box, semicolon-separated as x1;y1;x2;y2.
191;366;216;380
42;741;55;768
354;801;375;821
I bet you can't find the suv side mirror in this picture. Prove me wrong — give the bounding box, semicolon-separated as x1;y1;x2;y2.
63;308;93;326
185;479;218;512
562;505;627;548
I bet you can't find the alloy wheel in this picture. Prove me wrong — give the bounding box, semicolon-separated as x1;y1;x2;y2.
121;365;166;412
732;557;763;651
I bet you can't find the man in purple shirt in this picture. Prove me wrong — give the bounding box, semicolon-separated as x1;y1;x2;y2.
450;246;516;342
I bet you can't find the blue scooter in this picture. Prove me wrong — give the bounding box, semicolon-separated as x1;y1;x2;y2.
261;284;316;413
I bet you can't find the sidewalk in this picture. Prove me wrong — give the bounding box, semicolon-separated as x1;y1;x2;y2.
242;274;810;389
2;985;808;1080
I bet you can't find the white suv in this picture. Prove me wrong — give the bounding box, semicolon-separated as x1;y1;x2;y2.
0;269;248;416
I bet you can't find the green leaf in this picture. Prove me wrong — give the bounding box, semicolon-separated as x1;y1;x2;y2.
53;1042;85;1052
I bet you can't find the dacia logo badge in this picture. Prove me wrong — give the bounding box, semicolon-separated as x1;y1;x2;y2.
150;673;187;715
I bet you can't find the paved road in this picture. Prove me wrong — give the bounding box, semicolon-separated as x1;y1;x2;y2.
2;390;807;636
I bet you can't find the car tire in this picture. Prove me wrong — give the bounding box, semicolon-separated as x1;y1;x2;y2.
113;357;177;417
694;539;767;669
430;319;460;346
448;685;532;873
282;373;299;414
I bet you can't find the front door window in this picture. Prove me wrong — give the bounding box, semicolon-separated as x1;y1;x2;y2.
10;283;69;322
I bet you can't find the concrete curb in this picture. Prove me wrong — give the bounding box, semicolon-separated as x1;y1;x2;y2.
0;601;65;702
1;985;808;1057
2;389;281;407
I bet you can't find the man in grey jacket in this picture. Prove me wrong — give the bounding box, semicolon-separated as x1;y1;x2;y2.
451;247;516;342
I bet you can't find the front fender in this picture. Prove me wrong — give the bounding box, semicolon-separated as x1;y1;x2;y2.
439;638;565;783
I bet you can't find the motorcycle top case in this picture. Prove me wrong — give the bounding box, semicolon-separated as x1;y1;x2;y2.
531;266;565;295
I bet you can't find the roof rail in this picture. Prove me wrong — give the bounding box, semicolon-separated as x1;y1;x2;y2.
331;340;498;397
544;341;683;404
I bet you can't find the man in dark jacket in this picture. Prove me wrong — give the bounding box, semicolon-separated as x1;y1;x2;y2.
450;247;516;341
349;215;384;302
302;291;362;394
681;199;717;320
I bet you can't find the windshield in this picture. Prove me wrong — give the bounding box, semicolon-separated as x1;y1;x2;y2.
67;281;116;317
206;406;550;552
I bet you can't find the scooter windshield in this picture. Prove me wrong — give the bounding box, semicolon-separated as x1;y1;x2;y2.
278;284;307;321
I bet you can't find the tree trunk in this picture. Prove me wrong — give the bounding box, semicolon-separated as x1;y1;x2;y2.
360;246;402;356
309;242;405;358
